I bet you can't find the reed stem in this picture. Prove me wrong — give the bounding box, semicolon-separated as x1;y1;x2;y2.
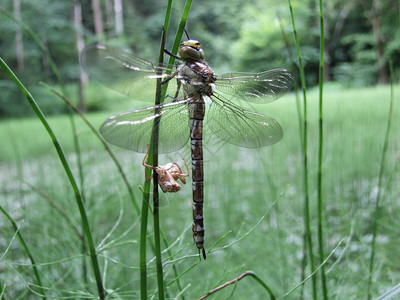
366;61;395;299
317;0;328;299
287;1;317;298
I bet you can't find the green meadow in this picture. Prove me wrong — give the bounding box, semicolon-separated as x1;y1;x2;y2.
1;83;399;299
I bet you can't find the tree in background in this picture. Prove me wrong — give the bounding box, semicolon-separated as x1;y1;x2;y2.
0;0;399;117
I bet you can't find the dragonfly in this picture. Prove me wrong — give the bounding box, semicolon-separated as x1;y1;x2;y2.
81;38;294;259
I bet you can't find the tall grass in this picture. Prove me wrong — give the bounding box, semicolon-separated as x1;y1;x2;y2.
0;205;46;299
317;1;328;299
0;7;93;295
0;57;105;299
139;1;193;299
287;0;316;298
367;62;396;299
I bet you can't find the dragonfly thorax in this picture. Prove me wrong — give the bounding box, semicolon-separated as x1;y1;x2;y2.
179;40;205;61
178;61;215;96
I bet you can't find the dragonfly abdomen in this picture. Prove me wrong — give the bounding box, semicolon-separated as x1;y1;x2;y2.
189;99;206;259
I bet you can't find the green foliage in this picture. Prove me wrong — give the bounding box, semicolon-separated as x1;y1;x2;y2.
232;6;291;72
333;33;378;86
385;30;400;79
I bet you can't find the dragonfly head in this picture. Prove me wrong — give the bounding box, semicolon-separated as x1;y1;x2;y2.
179;40;205;61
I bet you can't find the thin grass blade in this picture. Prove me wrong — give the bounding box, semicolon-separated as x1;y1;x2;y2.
0;206;47;299
366;61;396;299
287;1;317;298
0;57;105;300
317;0;328;299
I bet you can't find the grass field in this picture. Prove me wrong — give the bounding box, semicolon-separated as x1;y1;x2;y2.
0;83;399;299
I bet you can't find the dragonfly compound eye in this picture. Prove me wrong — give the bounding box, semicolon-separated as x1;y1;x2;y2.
179;40;205;61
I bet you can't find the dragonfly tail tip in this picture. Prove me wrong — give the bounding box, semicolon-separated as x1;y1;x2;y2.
202;248;207;260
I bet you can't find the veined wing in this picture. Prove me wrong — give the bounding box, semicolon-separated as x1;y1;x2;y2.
207;93;283;147
214;68;294;104
81;44;180;101
100;99;190;153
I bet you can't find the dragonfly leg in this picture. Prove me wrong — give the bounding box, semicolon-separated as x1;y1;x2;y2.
163;48;182;61
145;173;154;183
174;158;190;184
184;29;190;40
160;70;179;85
143;163;155;183
163;80;182;101
143;145;157;182
181;157;190;176
173;80;182;100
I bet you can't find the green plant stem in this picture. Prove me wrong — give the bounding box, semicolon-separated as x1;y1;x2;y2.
0;57;105;300
0;205;46;299
317;1;328;299
287;1;317;299
167;0;193;66
366;61;395;299
276;13;304;148
143;1;193;299
0;283;4;300
140;181;151;300
140;1;175;298
159;0;193;103
153;183;164;300
283;238;344;298
152;26;168;300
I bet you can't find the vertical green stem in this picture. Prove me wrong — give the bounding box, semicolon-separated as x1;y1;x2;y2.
152;27;168;300
159;2;193;299
366;61;395;299
141;1;193;297
139;1;174;298
317;0;328;299
153;180;164;300
287;1;317;299
159;0;193;103
140;181;151;300
168;0;193;66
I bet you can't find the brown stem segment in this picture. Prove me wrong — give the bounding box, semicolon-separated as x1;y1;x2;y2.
198;271;276;300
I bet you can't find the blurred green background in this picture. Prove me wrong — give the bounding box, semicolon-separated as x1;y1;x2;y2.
1;0;400;299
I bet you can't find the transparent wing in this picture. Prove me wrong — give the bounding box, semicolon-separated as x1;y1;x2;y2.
214;68;294;104
100;99;190;153
207;93;283;147
81;44;180;101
